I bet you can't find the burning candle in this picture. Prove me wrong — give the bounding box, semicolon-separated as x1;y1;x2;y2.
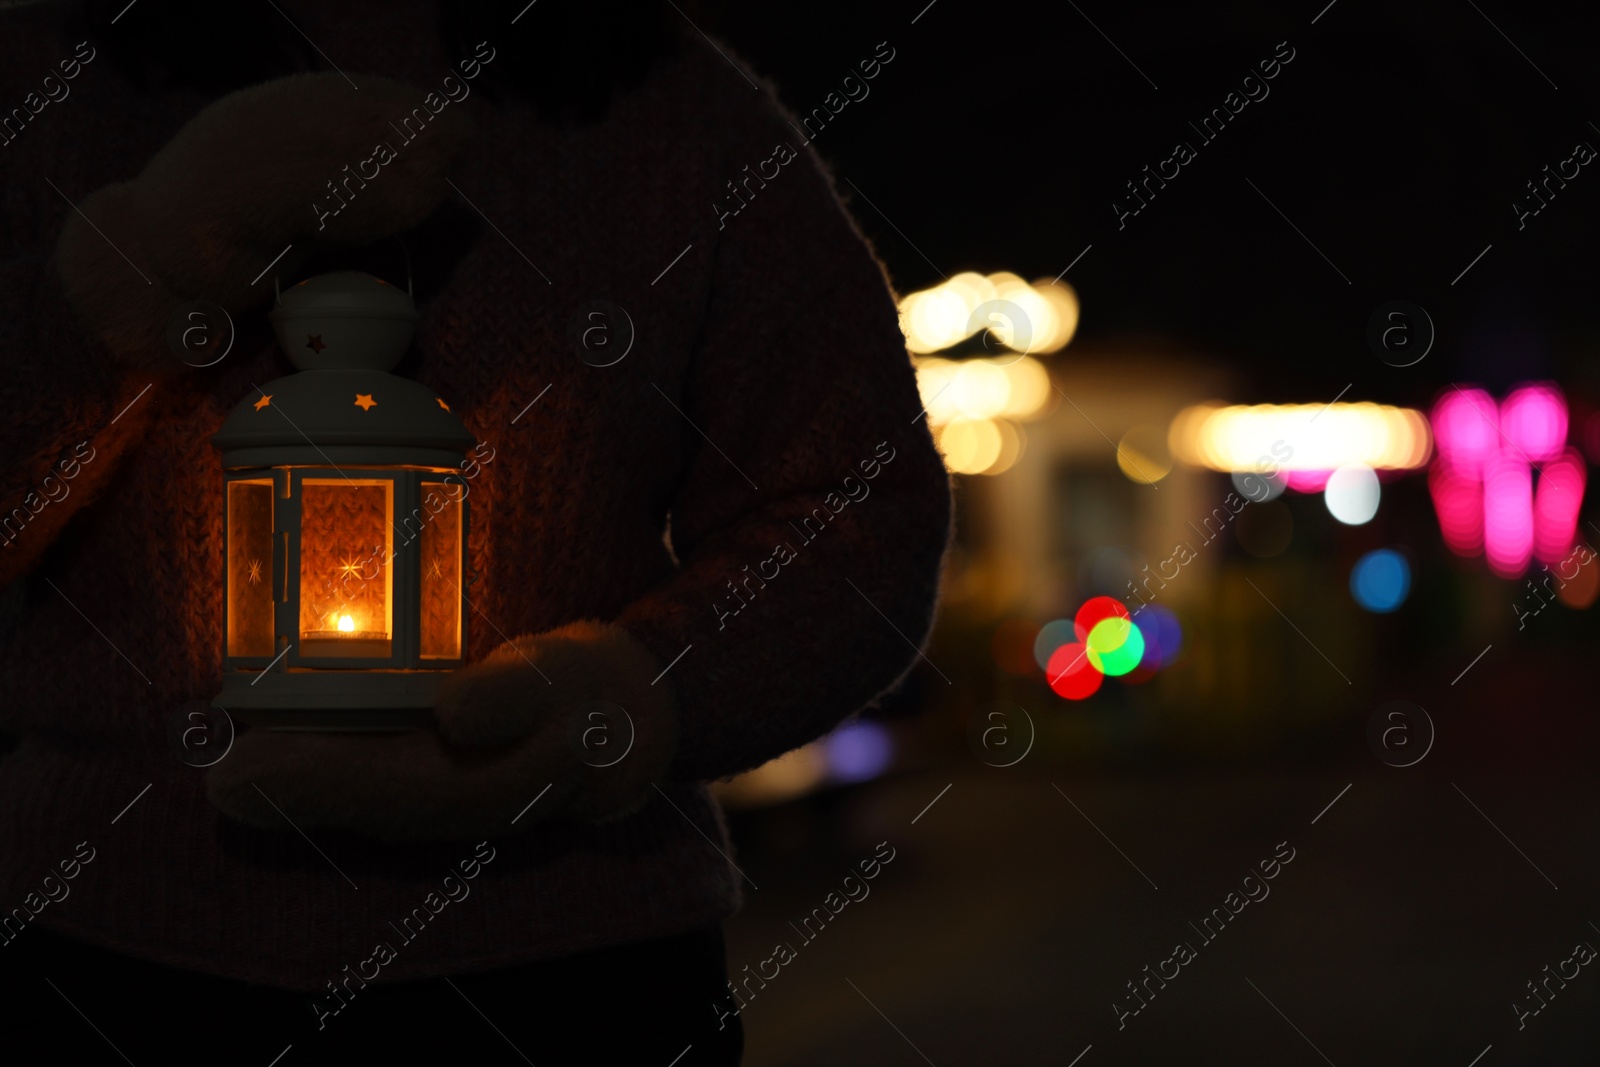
300;608;390;658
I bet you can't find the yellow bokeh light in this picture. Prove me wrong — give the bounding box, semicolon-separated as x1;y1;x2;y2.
710;743;828;807
942;270;997;314
1030;278;1080;354
897;272;1081;356
1117;424;1173;484
938;418;1004;474
915;356;1051;429
988;274;1054;354
1168;401;1433;472
902;287;969;354
951;360;1011;419
914;357;959;423
996;356;1051;419
982;418;1025;476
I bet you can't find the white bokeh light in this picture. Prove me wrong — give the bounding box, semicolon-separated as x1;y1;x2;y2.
1324;464;1380;525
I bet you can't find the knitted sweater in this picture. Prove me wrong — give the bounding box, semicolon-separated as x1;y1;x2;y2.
0;1;950;989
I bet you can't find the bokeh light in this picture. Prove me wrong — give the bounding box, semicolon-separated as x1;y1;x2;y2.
1483;453;1534;578
1429;461;1484;557
898;272;1079;355
1136;605;1183;666
823;720;895;784
1086;617;1145;676
1032;619;1077;671
714;744;828;807
1169;401;1431;473
997;357;1052;419
1324;464;1380;525
1085;616;1133;654
1117;424;1173;484
1038;599;1184;701
982;418;1026;476
1427;383;1584;577
1283;469;1334;493
951;361;1010;419
1075;596;1131;641
937;418;1003;474
1030;276;1081;352
1046;642;1102;700
1133;615;1163;670
1533;448;1585;565
915;355;1049;478
1500;382;1567;463
1431;387;1500;480
1350;549;1411;613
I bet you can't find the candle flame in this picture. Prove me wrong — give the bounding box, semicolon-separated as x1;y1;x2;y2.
337;614;355;633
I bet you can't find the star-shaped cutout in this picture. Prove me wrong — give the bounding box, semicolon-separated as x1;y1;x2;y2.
246;558;263;584
253;394;272;411
354;393;377;411
306;334;327;354
435;398;450;411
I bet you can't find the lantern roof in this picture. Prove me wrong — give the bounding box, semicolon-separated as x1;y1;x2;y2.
212;270;474;468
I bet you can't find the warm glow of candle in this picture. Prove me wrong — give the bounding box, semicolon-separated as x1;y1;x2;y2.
337;614;355;632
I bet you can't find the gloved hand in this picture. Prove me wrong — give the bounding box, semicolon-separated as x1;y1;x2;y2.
205;621;681;841
53;71;475;370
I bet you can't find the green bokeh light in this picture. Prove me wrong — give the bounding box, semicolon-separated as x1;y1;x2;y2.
1086;617;1144;676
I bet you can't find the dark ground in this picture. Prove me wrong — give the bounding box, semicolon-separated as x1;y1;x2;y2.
723;646;1600;1066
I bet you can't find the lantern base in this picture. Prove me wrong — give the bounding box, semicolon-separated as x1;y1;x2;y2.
214;668;447;731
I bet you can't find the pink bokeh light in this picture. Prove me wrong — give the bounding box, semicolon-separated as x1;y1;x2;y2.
1431;387;1500;480
1501;383;1568;463
1482;453;1534;578
1428;462;1483;557
1282;469;1333;493
1429;382;1586;578
1533;447;1586;565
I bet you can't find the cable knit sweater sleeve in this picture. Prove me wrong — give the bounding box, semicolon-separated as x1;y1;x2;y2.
0;231;161;590
616;76;952;784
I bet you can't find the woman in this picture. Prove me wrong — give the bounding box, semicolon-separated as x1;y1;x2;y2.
0;0;950;1062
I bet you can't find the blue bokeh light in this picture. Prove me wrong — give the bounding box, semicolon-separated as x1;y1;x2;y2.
1351;549;1411;613
824;720;895;784
1132;604;1182;667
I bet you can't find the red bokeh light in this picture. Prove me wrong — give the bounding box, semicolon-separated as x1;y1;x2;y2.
1073;596;1130;641
1046;643;1103;700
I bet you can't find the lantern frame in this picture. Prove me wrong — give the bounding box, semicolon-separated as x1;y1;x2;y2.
210;269;476;730
219;467;469;673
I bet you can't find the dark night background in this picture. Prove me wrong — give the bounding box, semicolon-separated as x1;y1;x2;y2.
706;0;1600;406
694;3;1600;1065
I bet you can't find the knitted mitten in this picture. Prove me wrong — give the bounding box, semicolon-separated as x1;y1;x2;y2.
205;621;681;841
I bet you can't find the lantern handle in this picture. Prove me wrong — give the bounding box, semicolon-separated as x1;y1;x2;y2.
268;238;412;306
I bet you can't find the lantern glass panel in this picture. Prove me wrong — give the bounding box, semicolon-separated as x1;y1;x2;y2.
418;481;462;660
298;478;393;659
226;478;275;658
